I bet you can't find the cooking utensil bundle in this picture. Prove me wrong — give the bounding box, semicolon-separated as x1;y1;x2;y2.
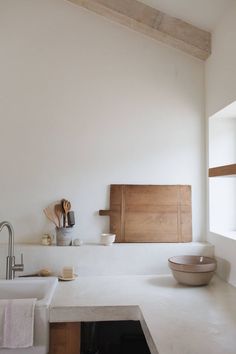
43;199;75;228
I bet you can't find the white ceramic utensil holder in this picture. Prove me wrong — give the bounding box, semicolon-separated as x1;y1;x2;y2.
56;227;73;246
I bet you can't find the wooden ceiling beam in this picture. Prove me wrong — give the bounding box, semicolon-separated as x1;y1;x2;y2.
67;0;211;60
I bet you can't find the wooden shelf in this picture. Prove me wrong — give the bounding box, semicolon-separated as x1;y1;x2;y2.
209;164;236;177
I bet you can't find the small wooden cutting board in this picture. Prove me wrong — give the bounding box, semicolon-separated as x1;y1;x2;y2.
99;185;192;243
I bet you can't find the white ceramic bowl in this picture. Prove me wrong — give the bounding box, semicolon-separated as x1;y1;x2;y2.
100;233;116;246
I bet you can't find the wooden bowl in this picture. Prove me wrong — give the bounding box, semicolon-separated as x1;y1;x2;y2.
168;255;217;286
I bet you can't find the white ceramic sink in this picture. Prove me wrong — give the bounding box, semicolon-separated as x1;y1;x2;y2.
0;277;58;304
0;277;58;354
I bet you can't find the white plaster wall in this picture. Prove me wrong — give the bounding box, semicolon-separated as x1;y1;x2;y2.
209;117;236;167
206;1;236;117
0;243;214;279
205;1;236;286
209;117;236;234
209;178;236;234
0;0;205;243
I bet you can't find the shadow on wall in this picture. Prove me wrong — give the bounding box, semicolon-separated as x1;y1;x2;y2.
216;257;231;282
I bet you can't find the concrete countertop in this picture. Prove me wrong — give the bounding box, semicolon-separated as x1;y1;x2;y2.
50;275;236;354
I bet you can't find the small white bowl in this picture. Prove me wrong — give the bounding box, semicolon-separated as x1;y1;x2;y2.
100;233;116;246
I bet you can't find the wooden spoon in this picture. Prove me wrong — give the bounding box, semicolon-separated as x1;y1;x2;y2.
61;199;71;227
19;268;52;277
54;204;63;228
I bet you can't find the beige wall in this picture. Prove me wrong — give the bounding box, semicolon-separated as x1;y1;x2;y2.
0;0;205;243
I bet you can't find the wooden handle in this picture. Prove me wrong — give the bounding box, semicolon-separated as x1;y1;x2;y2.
54;204;63;228
99;210;112;216
61;199;71;227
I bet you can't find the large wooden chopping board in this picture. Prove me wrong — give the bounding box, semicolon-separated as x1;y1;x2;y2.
99;185;192;243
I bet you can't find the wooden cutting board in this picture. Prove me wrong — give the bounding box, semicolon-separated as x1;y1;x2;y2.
99;185;192;243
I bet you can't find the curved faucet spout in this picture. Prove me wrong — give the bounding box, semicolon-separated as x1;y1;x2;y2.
0;221;14;258
0;221;23;279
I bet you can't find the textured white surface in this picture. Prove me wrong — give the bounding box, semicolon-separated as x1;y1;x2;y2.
50;274;236;354
206;1;236;116
0;0;205;243
1;298;36;348
0;243;214;279
206;0;236;288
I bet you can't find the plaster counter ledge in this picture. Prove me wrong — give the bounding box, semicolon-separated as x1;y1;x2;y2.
49;274;236;354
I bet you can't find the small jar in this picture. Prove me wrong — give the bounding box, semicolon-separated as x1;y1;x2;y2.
41;234;52;246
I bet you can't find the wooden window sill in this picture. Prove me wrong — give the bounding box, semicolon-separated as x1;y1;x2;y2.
208;164;236;177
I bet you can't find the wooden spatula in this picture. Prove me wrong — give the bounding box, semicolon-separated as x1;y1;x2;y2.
43;204;59;227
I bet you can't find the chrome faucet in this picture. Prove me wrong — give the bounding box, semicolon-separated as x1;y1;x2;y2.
0;221;24;279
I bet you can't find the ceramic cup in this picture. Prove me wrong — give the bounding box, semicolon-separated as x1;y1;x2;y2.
56;227;73;246
100;233;116;246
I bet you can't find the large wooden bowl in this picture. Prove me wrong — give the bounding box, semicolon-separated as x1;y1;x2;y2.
168;255;217;286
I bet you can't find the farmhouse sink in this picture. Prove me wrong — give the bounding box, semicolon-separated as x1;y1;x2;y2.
0;277;58;354
0;277;57;303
